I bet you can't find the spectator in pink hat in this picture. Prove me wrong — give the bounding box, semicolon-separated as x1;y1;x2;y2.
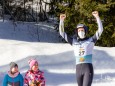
24;59;45;86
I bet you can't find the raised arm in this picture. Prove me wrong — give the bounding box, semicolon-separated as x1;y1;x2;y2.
59;14;73;44
92;11;103;43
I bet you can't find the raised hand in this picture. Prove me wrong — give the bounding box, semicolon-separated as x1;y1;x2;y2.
92;11;99;18
60;14;66;21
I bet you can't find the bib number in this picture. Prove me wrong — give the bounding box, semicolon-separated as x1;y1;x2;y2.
79;48;85;56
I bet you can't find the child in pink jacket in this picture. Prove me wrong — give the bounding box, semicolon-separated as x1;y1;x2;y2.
24;59;45;86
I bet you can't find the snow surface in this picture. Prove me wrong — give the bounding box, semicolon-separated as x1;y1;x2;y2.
0;20;115;86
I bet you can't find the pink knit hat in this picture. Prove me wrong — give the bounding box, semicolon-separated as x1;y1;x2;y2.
28;59;38;69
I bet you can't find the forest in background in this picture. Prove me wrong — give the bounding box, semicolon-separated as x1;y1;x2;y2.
0;0;115;47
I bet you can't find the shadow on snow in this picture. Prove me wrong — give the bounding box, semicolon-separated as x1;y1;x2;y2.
0;49;115;85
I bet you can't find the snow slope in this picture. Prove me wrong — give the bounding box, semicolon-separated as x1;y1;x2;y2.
0;20;115;86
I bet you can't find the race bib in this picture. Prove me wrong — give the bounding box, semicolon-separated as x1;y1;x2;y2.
79;47;85;62
79;48;85;56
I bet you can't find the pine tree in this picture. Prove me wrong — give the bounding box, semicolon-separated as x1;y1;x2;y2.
55;0;115;47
